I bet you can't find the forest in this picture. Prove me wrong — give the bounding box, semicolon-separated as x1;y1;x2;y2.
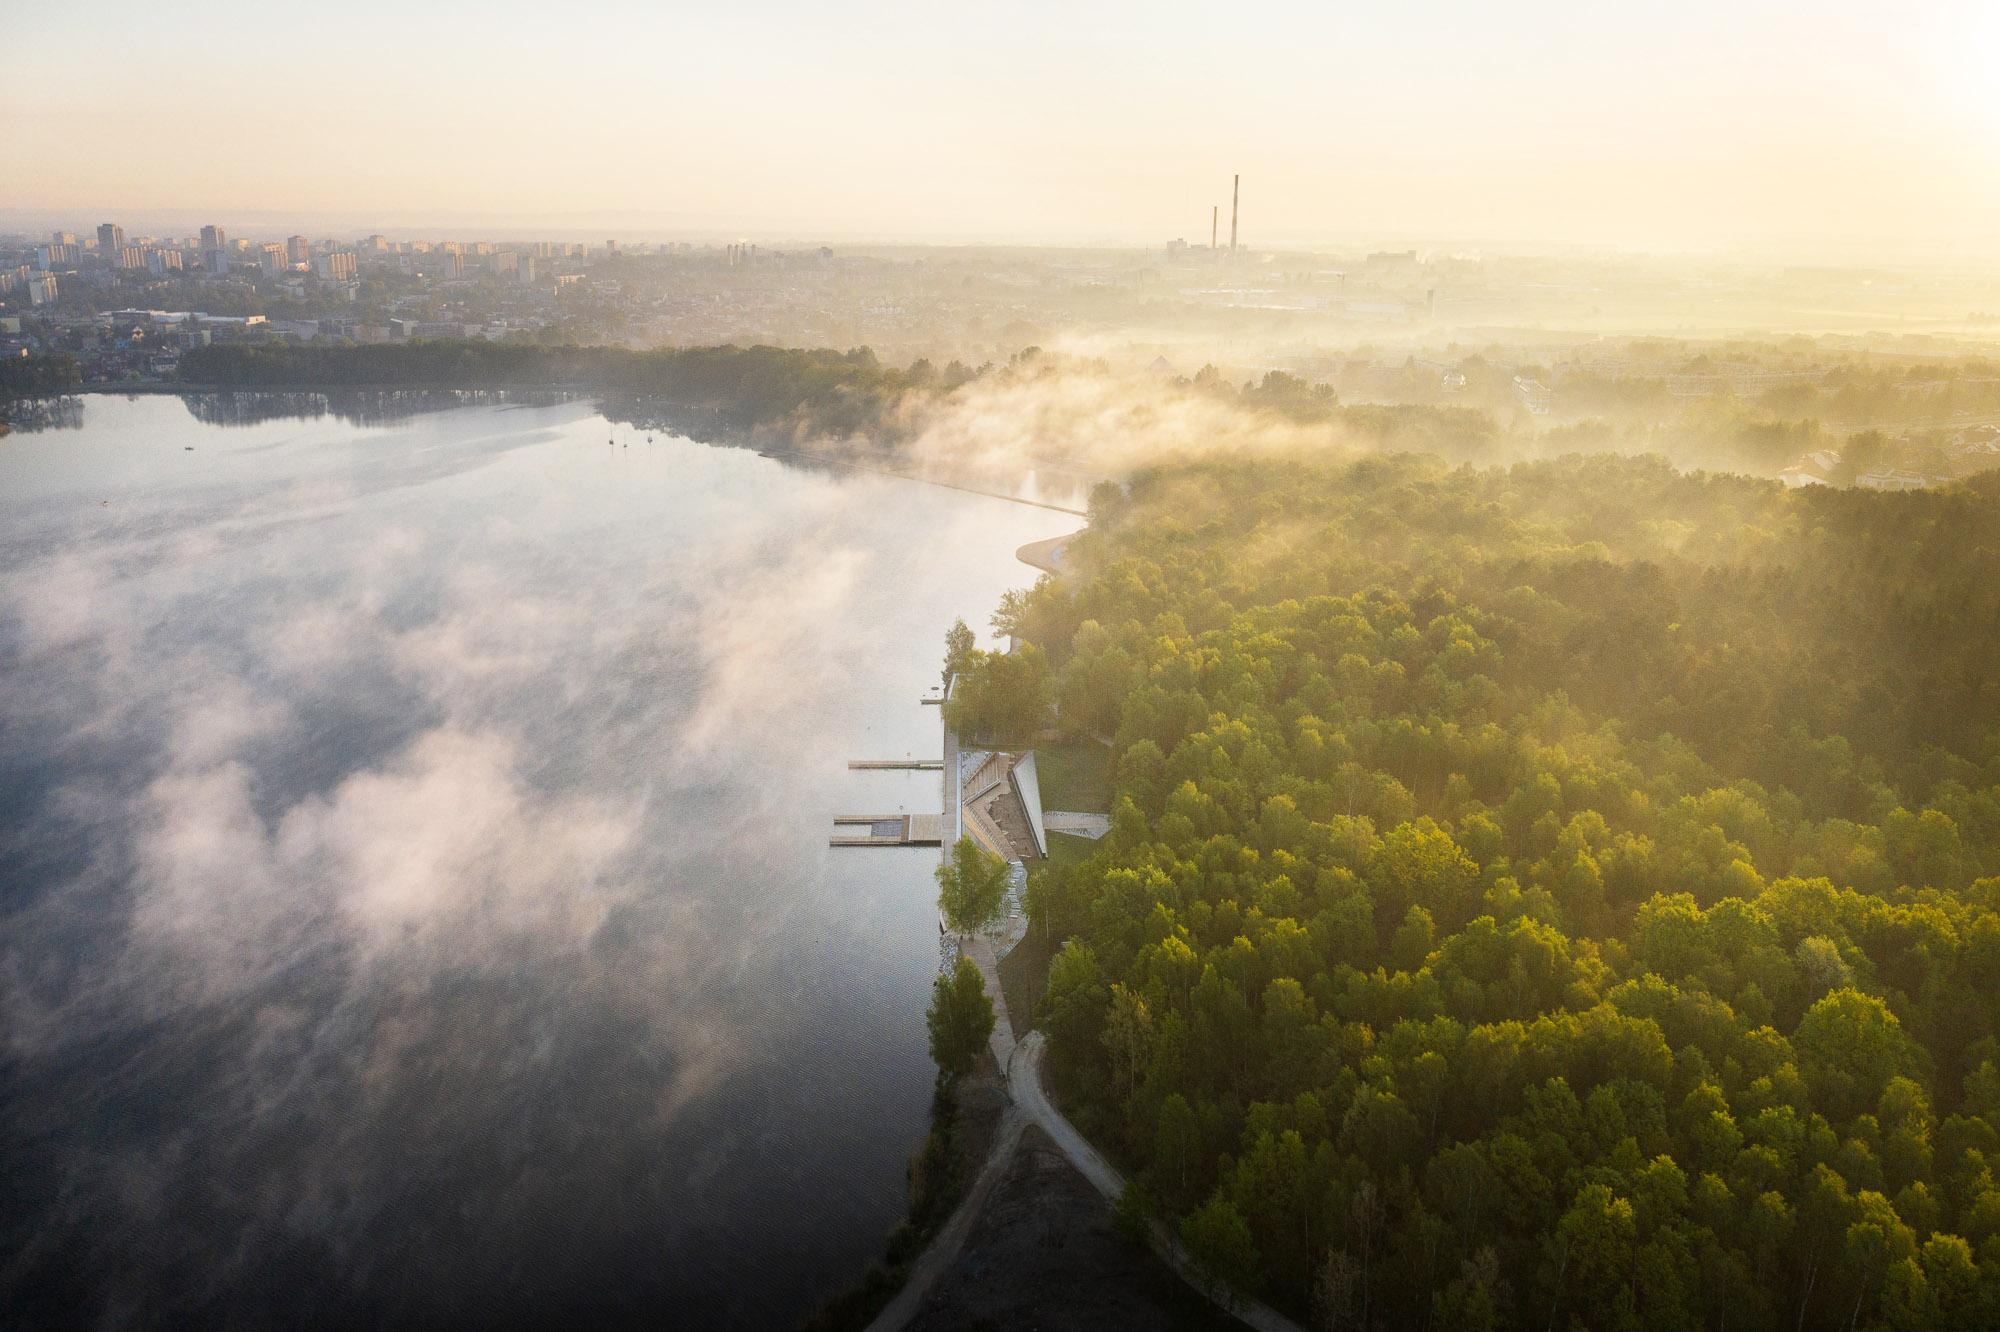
952;453;2000;1329
177;342;975;441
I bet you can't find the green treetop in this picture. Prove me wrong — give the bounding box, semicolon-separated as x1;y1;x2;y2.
926;954;996;1084
936;835;1012;936
943;617;976;688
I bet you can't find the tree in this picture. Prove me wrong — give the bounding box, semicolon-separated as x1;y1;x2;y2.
1430;1247;1504;1332
1043;943;1109;1091
936;835;1011;936
1554;1184;1638;1329
1794;987;1917;1122
1181;1193;1263;1301
0;353;81;402
1102;983;1155;1102
1155;1094;1199;1203
927;955;995;1084
1368;818;1479;934
942;644;1052;740
942;617;975;688
1315;1248;1362;1331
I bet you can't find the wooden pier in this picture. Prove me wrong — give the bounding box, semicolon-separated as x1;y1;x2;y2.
847;759;943;770
829;813;944;847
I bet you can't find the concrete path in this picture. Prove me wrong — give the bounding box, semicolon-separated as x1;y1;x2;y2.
1044;811;1112;839
1007;1033;1310;1332
960;933;1017;1069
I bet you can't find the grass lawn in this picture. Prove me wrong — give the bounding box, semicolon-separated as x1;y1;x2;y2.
1042;830;1101;874
997;926;1057;1038
999;833;1104;1034
1031;741;1112;813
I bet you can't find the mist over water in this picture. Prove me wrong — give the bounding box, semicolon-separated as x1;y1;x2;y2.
0;396;1069;1328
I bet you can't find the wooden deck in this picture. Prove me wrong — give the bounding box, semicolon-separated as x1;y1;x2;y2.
829;813;944;847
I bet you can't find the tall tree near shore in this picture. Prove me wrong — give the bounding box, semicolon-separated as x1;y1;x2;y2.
926;955;996;1084
943;617;976;688
936;835;1011;936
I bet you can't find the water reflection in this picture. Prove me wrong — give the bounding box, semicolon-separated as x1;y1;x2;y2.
182;387;586;428
0;396;1065;1329
0;394;86;432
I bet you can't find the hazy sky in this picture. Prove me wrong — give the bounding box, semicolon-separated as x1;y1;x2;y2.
4;0;1997;249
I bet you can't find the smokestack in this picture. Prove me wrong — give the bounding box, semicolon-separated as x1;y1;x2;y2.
1230;174;1239;252
1211;206;1217;251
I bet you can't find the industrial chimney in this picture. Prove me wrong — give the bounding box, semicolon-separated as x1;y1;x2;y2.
1230;174;1239;252
1211;206;1217;251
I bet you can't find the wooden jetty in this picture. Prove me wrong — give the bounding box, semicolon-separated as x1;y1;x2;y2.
829;813;944;847
847;759;943;770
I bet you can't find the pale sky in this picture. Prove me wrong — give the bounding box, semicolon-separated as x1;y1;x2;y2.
4;0;1998;250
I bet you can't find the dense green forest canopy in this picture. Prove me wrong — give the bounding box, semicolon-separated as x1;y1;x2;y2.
973;453;2000;1329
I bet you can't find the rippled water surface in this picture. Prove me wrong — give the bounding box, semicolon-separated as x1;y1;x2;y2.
0;395;1071;1328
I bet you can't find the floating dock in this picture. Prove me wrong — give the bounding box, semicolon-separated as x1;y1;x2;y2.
829;813;944;847
847;759;943;770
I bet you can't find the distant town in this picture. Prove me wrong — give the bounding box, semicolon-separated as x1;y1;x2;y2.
7;220;2000;493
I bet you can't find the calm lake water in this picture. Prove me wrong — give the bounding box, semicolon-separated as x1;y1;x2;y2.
0;395;1073;1328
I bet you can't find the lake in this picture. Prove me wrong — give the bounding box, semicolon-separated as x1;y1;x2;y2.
0;394;1075;1328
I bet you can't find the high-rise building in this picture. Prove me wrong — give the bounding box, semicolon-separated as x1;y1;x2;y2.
97;223;125;255
260;243;287;276
363;234;389;253
145;249;184;275
316;252;357;283
117;245;145;270
286;235;310;265
52;231;76;246
27;272;59;304
200;225;226;249
517;256;536;284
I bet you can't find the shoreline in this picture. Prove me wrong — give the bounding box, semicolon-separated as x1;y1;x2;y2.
833;532;1296;1332
1014;533;1074;576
